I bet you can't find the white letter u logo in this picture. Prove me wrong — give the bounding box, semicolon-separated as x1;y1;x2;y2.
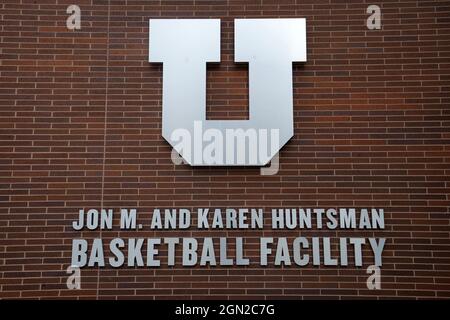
149;18;306;166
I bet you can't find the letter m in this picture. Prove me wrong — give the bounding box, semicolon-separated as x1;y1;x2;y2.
120;209;137;229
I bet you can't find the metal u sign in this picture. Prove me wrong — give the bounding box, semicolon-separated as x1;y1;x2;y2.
149;19;307;166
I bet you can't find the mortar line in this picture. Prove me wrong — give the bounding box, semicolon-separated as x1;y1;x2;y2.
98;0;111;298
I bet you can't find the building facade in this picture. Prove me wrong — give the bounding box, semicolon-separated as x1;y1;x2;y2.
1;0;449;299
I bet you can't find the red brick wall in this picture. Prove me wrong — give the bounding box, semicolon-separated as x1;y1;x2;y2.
1;0;450;299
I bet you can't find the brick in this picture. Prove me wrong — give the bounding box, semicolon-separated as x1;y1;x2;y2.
0;0;449;300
